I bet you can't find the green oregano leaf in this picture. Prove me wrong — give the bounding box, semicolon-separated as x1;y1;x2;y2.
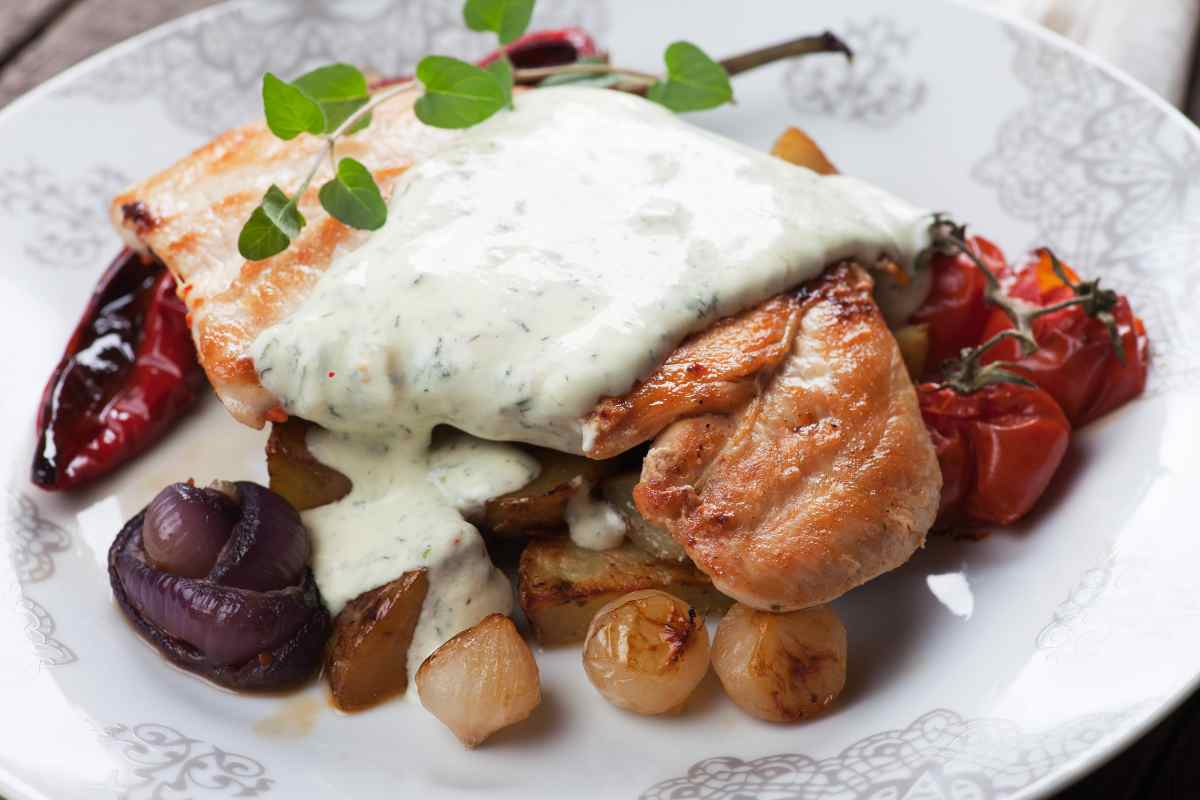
647;41;733;112
462;0;534;45
485;56;515;108
262;73;324;140
414;55;509;129
292;63;371;133
239;185;306;260
318;158;388;230
538;56;620;88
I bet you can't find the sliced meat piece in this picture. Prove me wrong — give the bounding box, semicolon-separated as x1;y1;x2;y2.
109;92;457;428
584;293;804;459
634;264;940;611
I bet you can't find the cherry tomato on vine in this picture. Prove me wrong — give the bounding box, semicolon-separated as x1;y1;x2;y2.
919;381;1070;528
910;235;1009;375
978;251;1148;427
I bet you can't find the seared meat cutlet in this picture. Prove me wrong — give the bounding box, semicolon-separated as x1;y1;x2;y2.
626;264;939;610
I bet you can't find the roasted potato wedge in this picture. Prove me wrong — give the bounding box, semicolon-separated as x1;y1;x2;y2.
326;569;429;712
602;473;688;562
266;418;352;511
770;127;839;175
893;323;930;382
482;447;622;536
519;539;731;645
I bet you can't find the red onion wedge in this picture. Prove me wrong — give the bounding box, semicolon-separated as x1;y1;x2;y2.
109;482;329;691
208;482;310;592
143;483;238;577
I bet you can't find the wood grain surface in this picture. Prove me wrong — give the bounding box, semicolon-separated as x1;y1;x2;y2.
0;2;1196;798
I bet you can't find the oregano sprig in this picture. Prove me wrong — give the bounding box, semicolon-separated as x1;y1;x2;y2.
239;63;402;259
237;0;852;261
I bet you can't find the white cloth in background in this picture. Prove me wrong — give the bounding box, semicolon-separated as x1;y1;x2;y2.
974;0;1199;107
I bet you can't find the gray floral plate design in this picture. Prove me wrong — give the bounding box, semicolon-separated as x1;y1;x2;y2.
2;1;1199;798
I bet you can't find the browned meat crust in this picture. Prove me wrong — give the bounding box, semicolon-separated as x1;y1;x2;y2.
632;264;940;610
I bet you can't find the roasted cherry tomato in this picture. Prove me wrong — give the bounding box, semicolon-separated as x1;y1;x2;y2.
919;381;1070;528
910;235;1009;375
978;251;1148;427
32;249;206;491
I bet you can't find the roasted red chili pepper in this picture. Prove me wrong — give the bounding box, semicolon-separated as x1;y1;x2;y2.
478;26;599;71
978;250;1149;427
910;234;1009;375
32;249;206;491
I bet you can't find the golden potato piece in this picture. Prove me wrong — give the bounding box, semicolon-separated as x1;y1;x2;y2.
416;614;541;747
602;473;688;562
519;538;731;645
893;323;930;381
326;570;429;712
266;418;352;511
482;448;621;536
770;127;839;175
711;603;847;722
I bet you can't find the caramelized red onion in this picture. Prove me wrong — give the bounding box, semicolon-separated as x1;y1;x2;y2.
109;481;329;691
143;483;238;577
207;482;310;592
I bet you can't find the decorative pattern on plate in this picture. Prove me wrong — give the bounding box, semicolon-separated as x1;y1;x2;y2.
783;16;926;127
641;706;1140;800
974;27;1200;392
17;594;76;668
6;491;71;583
1036;554;1200;662
55;0;609;137
5;492;76;669
0;162;128;270
103;723;272;799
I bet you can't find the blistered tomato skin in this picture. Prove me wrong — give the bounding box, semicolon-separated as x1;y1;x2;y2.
910;236;1009;374
978;252;1149;427
919;382;1070;527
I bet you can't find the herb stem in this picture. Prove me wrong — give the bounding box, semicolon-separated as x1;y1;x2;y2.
513;63;658;84
336;79;417;138
286;79;419;212
719;32;852;77
512;30;851;88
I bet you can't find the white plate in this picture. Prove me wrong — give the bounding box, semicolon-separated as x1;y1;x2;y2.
2;1;1199;798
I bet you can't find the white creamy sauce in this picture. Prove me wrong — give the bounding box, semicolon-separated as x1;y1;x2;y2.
250;87;933;685
304;427;518;678
427;429;540;517
565;478;627;551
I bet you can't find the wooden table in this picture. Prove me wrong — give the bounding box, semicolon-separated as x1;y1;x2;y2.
1;2;1197;798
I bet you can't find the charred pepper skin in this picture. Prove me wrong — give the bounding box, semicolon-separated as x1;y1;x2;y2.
478;26;599;71
32;249;206;491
